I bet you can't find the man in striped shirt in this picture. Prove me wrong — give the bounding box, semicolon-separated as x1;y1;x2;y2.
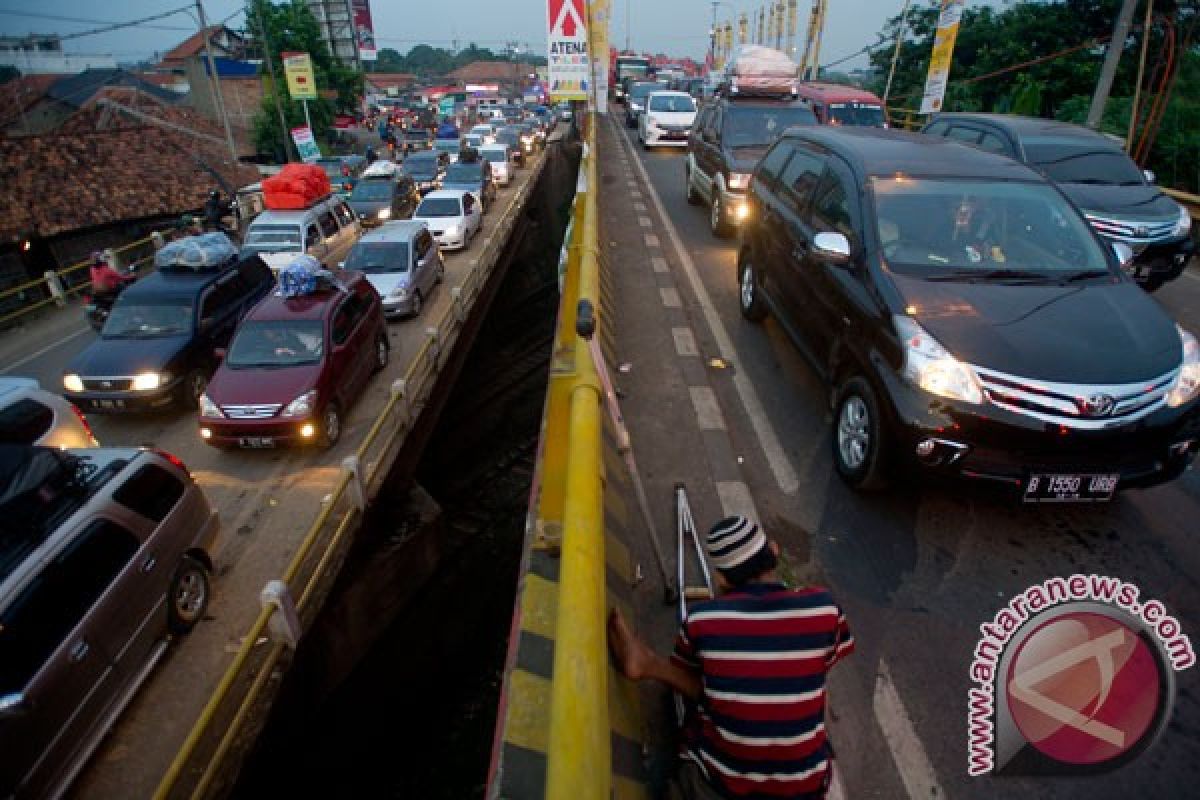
609;516;854;799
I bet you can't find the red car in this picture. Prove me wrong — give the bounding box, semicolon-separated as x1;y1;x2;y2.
197;271;389;449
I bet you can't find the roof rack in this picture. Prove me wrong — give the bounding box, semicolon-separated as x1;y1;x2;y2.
715;77;802;102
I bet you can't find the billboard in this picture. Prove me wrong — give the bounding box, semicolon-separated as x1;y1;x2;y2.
291;126;321;161
547;0;589;102
351;0;377;61
282;51;317;100
919;0;967;114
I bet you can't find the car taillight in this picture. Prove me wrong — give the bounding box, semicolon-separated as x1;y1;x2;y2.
152;448;191;477
70;402;98;445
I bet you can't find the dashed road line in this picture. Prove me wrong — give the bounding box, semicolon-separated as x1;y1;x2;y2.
613;117;800;495
672;327;698;356
644;233;661;248
633;202;647;212
651;256;669;273
638;216;652;227
689;386;725;430
715;481;759;520
660;287;682;308
873;661;945;800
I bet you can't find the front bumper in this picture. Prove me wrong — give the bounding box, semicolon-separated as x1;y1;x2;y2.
643;128;689;147
878;369;1200;493
381;294;419;317
199;416;317;448
65;379;184;413
1125;235;1195;284
432;230;467;250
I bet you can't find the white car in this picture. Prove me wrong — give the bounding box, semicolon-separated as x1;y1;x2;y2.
468;124;496;145
639;90;697;149
0;376;97;448
412;189;483;251
480;146;512;186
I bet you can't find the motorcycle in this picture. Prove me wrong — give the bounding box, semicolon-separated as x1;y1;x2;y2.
83;271;136;332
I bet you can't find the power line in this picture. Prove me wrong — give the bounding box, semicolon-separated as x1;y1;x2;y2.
0;9;192;31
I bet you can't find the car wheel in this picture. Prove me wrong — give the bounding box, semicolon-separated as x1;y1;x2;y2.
374;333;389;372
319;402;342;448
832;376;888;490
410;290;423;318
710;194;730;238
180;369;207;410
168;556;210;634
685;165;700;206
738;252;768;322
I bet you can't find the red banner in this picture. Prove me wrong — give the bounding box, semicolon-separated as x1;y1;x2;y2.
351;0;377;61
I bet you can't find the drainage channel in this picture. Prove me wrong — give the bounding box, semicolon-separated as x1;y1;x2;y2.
231;141;579;799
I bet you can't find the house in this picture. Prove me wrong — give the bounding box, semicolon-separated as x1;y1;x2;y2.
0;34;116;74
448;61;539;88
366;73;417;97
156;25;247;72
183;57;263;137
2;69;181;135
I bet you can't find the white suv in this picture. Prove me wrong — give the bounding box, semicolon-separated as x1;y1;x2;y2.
639;90;697;149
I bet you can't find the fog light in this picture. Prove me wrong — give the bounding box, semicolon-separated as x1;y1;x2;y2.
916;439;936;458
915;437;969;466
1169;439;1196;457
300;423;316;438
200;428;212;439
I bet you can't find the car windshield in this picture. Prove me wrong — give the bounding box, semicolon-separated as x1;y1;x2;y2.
445;164;482;183
344;241;411;273
827;103;885;127
872;178;1111;278
416;197;462;217
648;94;695;113
351;181;394;202
103;300;193;337
481;148;507;163
227;320;324;368
723;105;818;147
243;225;302;254
1022;138;1146;186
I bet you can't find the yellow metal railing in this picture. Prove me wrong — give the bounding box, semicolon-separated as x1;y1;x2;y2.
154;153;549;800
886;107;926;131
542;112;610;799
1164;188;1200;219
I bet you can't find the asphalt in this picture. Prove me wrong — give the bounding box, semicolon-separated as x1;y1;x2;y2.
602;113;1200;800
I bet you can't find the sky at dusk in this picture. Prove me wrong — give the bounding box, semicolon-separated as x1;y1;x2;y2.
0;0;917;70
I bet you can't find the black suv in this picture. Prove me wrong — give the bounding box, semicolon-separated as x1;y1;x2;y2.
738;127;1200;499
922;114;1194;291
63;254;274;412
686;93;817;238
348;173;420;226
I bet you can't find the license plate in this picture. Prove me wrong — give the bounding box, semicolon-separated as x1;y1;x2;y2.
239;437;275;449
94;399;125;410
1024;473;1119;503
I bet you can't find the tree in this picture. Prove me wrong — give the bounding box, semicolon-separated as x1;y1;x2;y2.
245;0;364;157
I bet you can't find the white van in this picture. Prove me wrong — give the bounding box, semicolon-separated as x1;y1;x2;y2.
479;145;512;186
240;194;362;273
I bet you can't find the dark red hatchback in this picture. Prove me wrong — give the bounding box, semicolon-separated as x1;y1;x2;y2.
197;271;388;448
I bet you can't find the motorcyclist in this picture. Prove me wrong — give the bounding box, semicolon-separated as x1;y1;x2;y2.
88;251;131;310
203;189;232;232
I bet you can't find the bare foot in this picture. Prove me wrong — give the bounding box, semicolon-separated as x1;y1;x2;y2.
607;608;648;680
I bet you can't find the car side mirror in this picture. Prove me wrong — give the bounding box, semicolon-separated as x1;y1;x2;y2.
1143;169;1156;184
1111;241;1135;268
813;232;853;266
0;693;31;719
214;347;227;361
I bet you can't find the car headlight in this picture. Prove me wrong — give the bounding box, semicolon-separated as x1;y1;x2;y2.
728;173;752;191
631;103;642;112
1167;326;1200;408
389;286;409;299
894;316;983;405
1173;203;1192;238
132;371;170;391
283;389;317;418
199;393;224;418
63;373;84;392
377;208;392;220
445;224;462;237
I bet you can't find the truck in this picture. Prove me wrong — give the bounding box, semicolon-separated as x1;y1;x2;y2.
611;54;652;102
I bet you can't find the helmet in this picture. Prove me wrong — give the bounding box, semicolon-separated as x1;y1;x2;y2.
209;189;220;200
90;250;104;264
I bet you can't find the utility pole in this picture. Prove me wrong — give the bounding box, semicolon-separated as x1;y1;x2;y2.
248;0;296;162
625;0;631;51
196;0;240;162
883;0;912;107
1126;0;1154;155
1087;0;1138;129
710;2;719;70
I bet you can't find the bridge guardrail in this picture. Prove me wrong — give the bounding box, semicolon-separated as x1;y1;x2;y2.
1164;188;1200;219
153;152;548;800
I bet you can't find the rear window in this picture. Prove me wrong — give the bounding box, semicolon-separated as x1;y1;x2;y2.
723;105;819;147
826;103;885;127
0;398;54;445
113;464;184;523
243;224;303;254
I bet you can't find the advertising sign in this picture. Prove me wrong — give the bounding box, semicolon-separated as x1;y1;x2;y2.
919;0;967;114
589;0;610;113
351;0;377;61
282;51;317;100
291;126;321;162
547;0;589;102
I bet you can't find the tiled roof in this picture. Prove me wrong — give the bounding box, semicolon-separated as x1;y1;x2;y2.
366;73;417;89
448;61;539;82
0;127;260;242
59;97;254;153
0;74;59;124
44;68;180;109
159;25;244;65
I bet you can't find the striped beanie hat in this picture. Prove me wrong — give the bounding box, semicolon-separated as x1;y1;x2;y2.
706;515;770;574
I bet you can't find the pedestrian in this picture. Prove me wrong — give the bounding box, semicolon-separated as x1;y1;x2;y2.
608;516;854;799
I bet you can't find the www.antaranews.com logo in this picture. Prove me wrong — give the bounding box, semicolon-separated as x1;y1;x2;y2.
967;574;1194;776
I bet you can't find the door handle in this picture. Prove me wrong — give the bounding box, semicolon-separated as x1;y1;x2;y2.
142;556;157;573
70;640;90;663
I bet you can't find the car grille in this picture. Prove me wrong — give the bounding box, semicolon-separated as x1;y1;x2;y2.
973;366;1178;429
658;123;691;132
1084;213;1178;243
83;378;132;391
221;403;283;419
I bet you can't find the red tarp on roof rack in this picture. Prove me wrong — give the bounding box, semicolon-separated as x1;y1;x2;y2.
262;163;332;210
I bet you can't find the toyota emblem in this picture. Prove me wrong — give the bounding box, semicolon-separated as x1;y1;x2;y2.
101;381;112;389
1081;393;1116;417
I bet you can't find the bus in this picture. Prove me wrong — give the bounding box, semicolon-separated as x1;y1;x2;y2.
611;55;651;102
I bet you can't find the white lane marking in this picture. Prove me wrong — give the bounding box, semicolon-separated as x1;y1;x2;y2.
828;770;846;800
689;386;726;430
644;233;661;248
651;256;669;273
631;190;643;200
672;327;698;356
614;118;800;494
660;287;682;308
0;325;90;375
638;216;653;228
873;661;945;800
715;480;759;520
633;202;647;212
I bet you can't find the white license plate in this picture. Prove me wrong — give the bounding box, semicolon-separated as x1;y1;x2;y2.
239;437;275;449
94;399;125;410
1024;473;1119;503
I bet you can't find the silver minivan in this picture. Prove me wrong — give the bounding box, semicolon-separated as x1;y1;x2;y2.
240;194;362;273
0;446;219;799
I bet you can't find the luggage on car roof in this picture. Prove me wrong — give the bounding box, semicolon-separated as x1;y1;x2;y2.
155;232;238;272
262;163;333;210
724;45;797;95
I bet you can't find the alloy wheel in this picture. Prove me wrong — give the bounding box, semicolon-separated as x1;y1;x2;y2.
837;396;870;470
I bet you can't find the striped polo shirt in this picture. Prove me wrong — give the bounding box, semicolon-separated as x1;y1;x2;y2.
672;583;854;798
